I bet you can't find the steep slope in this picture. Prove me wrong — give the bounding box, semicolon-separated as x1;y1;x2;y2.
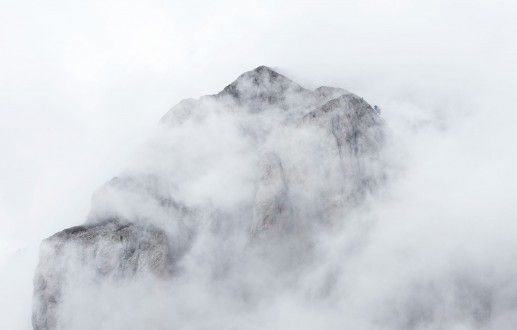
32;66;385;329
33;220;171;330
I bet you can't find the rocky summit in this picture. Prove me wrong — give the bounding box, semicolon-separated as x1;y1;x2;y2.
32;66;385;329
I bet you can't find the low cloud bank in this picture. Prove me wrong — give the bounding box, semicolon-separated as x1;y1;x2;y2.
30;67;517;329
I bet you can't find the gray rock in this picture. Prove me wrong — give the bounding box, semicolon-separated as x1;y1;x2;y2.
33;66;385;329
160;66;354;125
251;152;292;236
32;220;171;330
302;93;385;199
215;66;310;111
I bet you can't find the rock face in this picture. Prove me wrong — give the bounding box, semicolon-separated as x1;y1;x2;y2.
251;152;292;236
302;93;385;197
32;66;385;329
32;220;171;330
160;66;354;123
217;66;307;108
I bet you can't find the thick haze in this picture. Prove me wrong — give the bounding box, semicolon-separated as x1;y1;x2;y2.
1;0;517;329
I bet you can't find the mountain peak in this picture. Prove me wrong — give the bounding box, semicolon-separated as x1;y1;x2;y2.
33;67;387;328
252;65;277;74
224;66;298;90
249;65;285;81
216;66;307;110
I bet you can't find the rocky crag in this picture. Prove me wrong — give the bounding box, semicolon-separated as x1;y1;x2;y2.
32;66;384;329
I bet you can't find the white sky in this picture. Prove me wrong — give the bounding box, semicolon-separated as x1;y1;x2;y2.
1;0;516;328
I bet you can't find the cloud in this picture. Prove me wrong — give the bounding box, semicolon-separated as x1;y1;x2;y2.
1;0;516;329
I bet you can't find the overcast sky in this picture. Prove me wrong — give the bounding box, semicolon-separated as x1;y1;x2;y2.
1;0;516;328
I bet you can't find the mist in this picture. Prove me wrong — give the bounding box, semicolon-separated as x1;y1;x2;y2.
1;0;516;329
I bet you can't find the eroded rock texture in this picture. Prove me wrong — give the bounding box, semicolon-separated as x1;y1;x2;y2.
32;220;171;330
33;66;385;329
